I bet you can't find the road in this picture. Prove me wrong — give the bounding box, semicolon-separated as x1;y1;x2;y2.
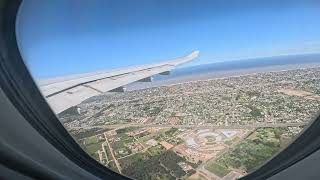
70;122;307;130
103;132;122;174
101;142;109;162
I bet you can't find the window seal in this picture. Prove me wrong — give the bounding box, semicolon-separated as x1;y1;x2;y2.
0;0;128;179
1;0;320;179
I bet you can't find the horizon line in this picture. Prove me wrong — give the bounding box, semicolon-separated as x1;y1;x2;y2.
37;52;320;80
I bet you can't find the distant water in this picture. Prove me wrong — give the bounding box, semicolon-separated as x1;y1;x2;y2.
125;53;320;91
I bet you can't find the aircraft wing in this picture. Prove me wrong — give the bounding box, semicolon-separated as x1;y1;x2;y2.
38;51;199;114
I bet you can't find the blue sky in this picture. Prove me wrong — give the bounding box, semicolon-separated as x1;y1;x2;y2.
16;0;320;78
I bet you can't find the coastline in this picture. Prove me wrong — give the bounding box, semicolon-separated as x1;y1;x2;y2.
125;63;320;91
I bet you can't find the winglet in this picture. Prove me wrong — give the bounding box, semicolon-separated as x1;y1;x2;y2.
188;50;200;59
168;50;200;66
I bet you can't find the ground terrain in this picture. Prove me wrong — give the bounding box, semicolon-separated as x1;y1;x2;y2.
64;67;320;179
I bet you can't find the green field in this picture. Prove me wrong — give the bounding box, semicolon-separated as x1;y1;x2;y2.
148;145;166;156
84;135;101;144
79;135;104;160
154;128;179;142
218;128;297;173
119;152;150;170
120;152;174;180
111;132;135;158
224;136;240;146
205;162;230;178
116;127;140;134
137;128;168;143
69;128;108;140
119;150;190;180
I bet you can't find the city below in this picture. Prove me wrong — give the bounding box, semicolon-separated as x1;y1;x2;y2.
60;65;320;180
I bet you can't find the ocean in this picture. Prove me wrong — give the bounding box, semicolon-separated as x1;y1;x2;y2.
125;53;320;91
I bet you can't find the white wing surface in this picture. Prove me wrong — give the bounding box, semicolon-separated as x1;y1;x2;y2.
38;51;199;114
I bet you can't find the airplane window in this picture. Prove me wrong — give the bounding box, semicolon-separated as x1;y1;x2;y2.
16;1;320;179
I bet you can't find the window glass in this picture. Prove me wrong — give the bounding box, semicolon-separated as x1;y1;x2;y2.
17;1;320;179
